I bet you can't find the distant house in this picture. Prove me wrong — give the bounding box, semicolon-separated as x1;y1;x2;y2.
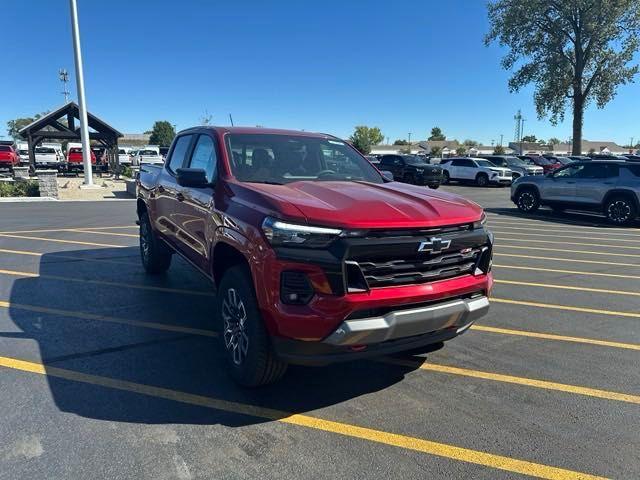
551;141;629;156
369;144;425;155
468;145;515;156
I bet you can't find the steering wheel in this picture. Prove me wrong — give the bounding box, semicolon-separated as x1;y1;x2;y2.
316;169;337;178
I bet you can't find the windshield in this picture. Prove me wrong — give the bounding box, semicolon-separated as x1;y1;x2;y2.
403;156;427;166
139;150;158;156
225;133;383;185
35;147;56;154
505;157;527;166
118;149;127;154
556;157;573;165
535;157;553;165
18;150;28;155
487;157;507;167
475;160;496;168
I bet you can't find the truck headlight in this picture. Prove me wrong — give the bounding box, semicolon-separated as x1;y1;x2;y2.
472;212;487;229
262;217;342;248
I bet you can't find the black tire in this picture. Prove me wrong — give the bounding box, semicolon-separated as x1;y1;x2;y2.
139;210;172;274
428;184;440;190
605;196;637;226
217;265;287;387
442;171;450;184
475;173;489;187
515;187;540;213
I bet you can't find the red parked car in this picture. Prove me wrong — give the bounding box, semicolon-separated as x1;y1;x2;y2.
67;147;96;173
137;127;493;386
0;145;19;172
520;155;561;174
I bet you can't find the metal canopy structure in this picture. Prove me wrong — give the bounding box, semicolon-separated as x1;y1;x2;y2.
18;102;123;172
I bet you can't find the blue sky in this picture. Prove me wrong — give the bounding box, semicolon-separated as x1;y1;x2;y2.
3;0;639;145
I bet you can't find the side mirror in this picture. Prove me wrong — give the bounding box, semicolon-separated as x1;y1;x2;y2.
381;170;394;182
176;168;210;188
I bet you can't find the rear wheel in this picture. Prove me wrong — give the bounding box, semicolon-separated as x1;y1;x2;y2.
475;173;489;187
515;188;540;213
605;196;637;226
139;210;172;274
218;265;287;387
428;184;439;190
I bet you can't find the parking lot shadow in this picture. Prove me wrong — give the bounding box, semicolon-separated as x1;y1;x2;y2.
5;247;420;426
484;207;640;228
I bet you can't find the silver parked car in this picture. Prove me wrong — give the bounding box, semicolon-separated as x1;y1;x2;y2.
480;155;543;179
511;161;640;225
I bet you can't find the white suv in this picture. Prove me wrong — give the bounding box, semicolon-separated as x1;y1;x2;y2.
441;157;513;187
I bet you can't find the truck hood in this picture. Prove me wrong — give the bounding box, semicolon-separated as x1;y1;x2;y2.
245;181;483;229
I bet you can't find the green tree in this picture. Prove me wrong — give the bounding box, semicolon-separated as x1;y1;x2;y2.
7;112;48;140
430;146;443;157
547;137;561;145
494;145;506;154
463;139;479;147
148;121;176;147
428;127;446;141
521;135;538;143
349;126;384;155
393;139;409;145
456;145;467;155
486;1;640;155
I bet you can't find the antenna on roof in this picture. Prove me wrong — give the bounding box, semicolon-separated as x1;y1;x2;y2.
59;68;70;103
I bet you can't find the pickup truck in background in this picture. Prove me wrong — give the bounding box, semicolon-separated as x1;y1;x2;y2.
378;154;443;188
134;146;163;166
66;147;97;173
137;127;493;386
35;144;66;171
0;145;19;172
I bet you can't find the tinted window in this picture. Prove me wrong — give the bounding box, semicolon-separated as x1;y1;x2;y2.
36;147;57;154
474;160;495;168
380;156;394;166
167;135;192;172
189;135;217;183
0;146;10;152
225;134;383;185
625;165;640;177
554;165;584;178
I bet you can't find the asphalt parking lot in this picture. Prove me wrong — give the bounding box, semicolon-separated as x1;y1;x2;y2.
0;185;638;479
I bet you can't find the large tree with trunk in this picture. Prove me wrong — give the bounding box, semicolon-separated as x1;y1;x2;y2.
486;1;640;155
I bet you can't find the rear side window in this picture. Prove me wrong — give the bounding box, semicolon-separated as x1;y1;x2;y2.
624;165;640;177
167;135;193;172
188;135;217;183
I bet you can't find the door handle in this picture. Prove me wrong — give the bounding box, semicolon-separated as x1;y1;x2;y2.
176;192;185;202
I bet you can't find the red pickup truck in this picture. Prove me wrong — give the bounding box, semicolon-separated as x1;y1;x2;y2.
0;145;19;172
137;127;493;386
67;147;96;173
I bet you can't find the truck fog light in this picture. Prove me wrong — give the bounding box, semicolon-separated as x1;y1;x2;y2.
281;271;315;305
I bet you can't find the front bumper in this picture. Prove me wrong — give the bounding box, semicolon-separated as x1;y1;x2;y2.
490;175;512;184
323;295;489;346
416;173;443;186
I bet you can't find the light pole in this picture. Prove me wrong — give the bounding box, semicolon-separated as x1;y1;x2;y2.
69;0;93;186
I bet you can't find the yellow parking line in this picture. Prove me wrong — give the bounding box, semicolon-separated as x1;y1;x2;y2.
387;358;640;405
493;264;640;280
494;253;640;268
497;245;640;258
0;248;136;266
0;233;124;248
0;226;136;235
0;354;607;479
492;297;640;319
0;268;215;297
495;279;640;297
498;237;640;250
470;325;640;351
0;300;217;337
488;221;640;235
492;230;640;243
67;229;138;238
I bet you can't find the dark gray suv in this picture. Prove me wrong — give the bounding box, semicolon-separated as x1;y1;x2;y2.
511;161;640;225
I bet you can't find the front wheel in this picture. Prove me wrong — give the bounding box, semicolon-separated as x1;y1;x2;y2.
476;173;489;187
428;184;440;190
605;196;637;226
515;188;540;213
217;265;287;387
139;211;172;274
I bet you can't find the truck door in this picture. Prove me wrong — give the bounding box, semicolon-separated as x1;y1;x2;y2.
178;133;219;271
152;134;195;250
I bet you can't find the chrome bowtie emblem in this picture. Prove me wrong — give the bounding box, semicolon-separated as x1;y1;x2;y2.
418;237;451;253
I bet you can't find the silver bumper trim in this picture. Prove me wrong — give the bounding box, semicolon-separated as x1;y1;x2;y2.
323;296;489;346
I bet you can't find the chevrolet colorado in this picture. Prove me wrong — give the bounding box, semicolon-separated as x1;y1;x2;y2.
137;127;493;386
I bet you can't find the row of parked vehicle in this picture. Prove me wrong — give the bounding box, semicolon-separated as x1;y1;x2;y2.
0;142;172;175
364;152;640;189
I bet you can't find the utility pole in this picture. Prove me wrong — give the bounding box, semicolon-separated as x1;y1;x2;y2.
69;0;93;186
59;69;70;103
499;134;504;146
229;113;234;126
408;132;412;147
520;117;526;154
